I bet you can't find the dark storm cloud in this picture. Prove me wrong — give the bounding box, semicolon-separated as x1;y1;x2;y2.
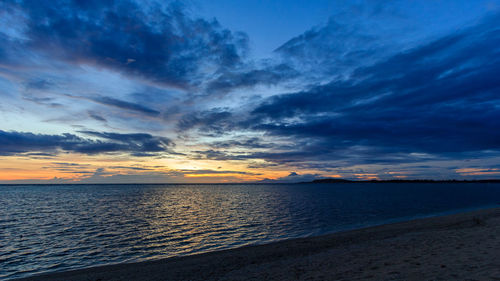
0;130;174;156
247;14;500;164
2;0;248;88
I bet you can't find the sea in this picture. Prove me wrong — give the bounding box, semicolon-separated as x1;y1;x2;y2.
1;183;500;280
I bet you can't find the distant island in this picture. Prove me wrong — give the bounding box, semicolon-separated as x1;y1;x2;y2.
306;178;500;184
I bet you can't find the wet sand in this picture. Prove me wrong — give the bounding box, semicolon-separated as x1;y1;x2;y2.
16;207;500;281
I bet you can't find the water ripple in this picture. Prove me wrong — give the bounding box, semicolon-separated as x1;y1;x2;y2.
1;183;499;279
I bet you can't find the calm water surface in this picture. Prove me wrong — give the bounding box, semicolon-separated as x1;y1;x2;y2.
1;183;500;279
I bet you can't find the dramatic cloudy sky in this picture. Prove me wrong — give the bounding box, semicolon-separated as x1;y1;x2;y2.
1;0;499;183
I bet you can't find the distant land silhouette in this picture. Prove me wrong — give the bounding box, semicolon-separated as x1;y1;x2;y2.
306;178;500;184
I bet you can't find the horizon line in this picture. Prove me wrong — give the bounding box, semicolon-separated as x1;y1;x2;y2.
2;178;500;185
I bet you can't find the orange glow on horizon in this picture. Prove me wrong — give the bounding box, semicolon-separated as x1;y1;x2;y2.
353;173;380;180
0;153;309;183
456;168;500;176
323;174;342;178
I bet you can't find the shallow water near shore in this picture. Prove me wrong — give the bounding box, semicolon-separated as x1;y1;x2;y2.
2;183;500;280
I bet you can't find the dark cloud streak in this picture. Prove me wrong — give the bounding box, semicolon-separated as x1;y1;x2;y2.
90;96;160;116
0;130;174;156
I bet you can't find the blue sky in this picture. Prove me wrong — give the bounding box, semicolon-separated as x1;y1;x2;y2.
0;0;499;183
199;0;495;58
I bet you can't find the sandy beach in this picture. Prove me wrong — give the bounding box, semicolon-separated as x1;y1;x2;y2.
16;207;500;281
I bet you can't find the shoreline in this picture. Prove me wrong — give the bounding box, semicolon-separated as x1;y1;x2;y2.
15;206;500;281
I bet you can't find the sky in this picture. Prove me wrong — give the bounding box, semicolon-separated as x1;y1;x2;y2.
0;0;500;183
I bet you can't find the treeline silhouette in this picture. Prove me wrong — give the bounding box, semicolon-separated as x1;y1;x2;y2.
308;178;500;184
